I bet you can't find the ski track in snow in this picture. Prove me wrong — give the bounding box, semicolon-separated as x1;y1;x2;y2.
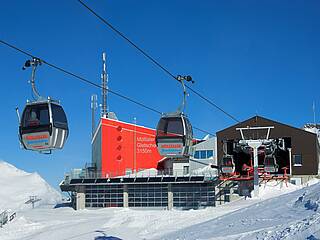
164;183;320;240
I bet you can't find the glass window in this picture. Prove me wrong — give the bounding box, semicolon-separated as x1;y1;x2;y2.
207;150;213;158
183;166;189;175
157;117;183;137
167;118;183;136
51;104;68;129
200;150;206;159
264;156;275;166
293;154;302;166
22;104;49;127
222;156;234;166
194;151;200;159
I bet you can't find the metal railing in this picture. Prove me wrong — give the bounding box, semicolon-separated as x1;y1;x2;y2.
63;167;219;184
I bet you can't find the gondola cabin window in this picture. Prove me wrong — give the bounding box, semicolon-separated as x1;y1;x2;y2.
22;105;49;127
157;117;184;137
51;104;68;129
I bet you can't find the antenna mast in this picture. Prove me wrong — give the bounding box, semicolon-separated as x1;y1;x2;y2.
91;94;98;139
101;52;108;117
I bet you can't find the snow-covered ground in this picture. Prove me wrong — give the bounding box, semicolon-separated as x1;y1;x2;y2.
1;161;320;240
165;182;320;240
0;161;62;212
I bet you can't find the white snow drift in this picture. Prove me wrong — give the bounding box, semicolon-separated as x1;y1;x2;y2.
0;161;62;212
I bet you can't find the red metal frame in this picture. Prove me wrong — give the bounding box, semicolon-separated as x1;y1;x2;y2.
219;166;289;186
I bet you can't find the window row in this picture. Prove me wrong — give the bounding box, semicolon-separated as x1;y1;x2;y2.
128;197;168;202
173;192;214;197
86;199;123;203
173;197;215;202
86;185;123;190
129;194;168;198
86;189;123;193
86;203;123;208
127;188;168;192
194;150;214;159
129;202;167;207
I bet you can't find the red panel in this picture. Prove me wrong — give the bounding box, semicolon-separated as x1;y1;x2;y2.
100;118;162;177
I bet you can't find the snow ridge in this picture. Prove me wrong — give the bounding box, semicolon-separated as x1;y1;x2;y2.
0;160;62;212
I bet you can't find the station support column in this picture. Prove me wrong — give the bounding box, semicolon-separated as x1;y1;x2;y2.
123;184;129;208
75;186;86;210
168;183;173;210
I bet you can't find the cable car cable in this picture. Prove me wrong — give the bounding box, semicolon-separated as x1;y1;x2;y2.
77;0;241;123
0;40;161;114
77;0;176;81
185;87;240;123
194;127;215;137
0;39;215;136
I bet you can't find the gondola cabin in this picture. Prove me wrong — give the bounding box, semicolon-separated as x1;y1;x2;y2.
264;155;278;173
19;100;68;153
155;113;193;158
221;155;235;174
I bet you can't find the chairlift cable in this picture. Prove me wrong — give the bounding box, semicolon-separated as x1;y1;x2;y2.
0;39;215;136
77;0;241;123
77;0;177;81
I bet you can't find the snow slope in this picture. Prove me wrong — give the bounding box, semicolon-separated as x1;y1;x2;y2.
1;161;320;240
0;161;62;212
165;182;320;240
1;181;318;240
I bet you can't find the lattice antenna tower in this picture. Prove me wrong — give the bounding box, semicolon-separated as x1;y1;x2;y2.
101;52;108;117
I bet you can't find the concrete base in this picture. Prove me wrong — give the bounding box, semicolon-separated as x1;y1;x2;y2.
75;186;85;210
290;175;319;185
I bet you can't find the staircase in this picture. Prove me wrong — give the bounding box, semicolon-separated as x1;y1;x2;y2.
215;180;242;205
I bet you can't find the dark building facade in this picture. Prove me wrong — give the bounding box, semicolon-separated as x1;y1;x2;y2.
60;176;217;210
217;116;320;177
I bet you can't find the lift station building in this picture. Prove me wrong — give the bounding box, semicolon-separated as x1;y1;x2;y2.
216;115;320;184
60;115;320;210
91;116;163;177
60;115;219;210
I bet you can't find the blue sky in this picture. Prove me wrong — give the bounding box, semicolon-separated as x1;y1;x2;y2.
0;1;319;188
